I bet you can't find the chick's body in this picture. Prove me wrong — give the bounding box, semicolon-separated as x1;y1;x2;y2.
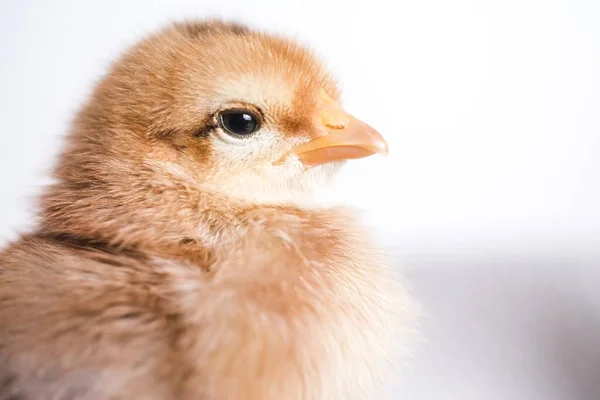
0;21;414;399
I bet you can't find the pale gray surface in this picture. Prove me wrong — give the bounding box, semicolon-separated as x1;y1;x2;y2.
1;1;599;399
394;255;600;400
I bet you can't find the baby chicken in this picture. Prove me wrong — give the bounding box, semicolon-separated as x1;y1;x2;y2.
0;21;414;399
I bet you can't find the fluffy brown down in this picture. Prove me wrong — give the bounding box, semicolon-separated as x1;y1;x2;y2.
0;20;415;399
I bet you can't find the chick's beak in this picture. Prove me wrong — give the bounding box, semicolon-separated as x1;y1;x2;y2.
274;91;389;169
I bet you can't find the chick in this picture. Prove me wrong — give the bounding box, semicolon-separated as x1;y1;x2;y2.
0;21;415;399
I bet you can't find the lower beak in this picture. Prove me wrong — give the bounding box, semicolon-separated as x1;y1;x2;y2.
273;92;388;169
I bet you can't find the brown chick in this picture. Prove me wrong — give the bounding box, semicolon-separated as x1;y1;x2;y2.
0;21;415;400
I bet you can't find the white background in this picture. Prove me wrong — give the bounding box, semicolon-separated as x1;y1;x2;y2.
1;1;599;399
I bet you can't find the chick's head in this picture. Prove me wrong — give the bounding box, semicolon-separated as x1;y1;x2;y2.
60;21;387;208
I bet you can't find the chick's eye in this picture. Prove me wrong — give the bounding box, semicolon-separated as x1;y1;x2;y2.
219;110;260;136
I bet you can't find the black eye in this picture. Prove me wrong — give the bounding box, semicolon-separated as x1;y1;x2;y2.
219;110;260;137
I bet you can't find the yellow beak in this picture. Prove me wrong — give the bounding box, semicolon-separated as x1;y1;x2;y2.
274;91;389;169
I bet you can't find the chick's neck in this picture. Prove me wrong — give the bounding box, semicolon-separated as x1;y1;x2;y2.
37;164;321;268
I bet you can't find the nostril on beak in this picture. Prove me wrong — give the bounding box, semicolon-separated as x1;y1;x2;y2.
318;90;350;130
320;109;350;130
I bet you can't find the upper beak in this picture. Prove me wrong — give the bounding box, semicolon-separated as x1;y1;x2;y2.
273;91;389;169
